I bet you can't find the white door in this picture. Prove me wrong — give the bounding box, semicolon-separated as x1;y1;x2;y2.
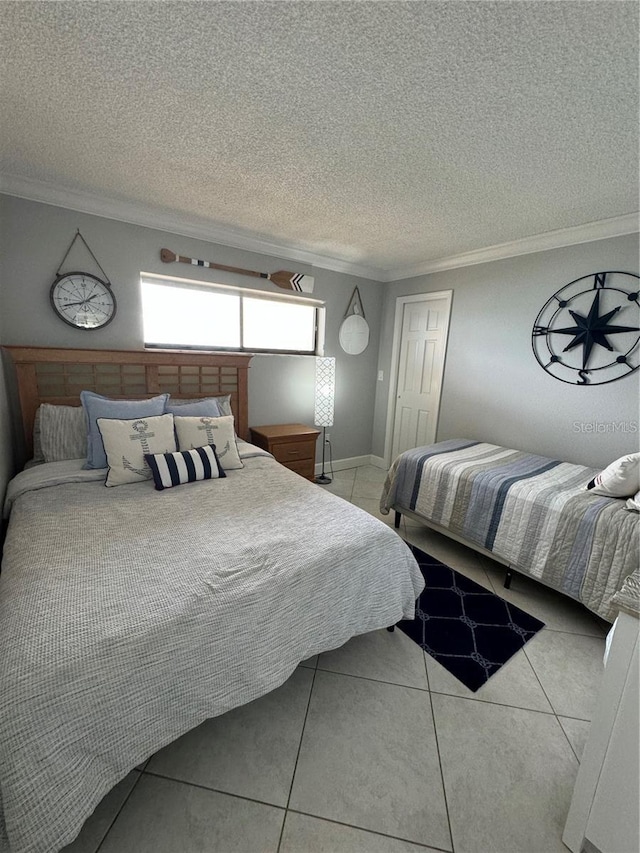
389;292;452;461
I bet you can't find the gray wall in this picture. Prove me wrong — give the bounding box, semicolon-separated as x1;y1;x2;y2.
373;233;640;468
0;325;16;510
0;193;16;505
2;192;638;479
0;194;383;467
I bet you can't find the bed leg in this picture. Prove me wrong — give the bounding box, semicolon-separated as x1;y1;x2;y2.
386;625;395;632
504;569;513;590
394;511;401;529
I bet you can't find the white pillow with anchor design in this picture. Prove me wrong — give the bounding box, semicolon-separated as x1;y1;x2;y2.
97;414;177;487
174;414;244;471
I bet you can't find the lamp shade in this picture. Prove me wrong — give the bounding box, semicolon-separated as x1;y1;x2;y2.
314;357;335;427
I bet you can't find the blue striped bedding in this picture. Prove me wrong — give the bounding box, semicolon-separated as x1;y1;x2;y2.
381;440;639;621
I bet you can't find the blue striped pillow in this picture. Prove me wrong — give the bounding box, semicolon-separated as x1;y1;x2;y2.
145;444;226;490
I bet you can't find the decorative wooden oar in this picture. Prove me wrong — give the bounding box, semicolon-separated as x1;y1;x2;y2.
160;249;314;293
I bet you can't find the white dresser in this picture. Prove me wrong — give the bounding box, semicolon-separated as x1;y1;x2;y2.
563;571;640;853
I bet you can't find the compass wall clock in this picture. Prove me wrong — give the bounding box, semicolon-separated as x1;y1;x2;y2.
531;271;639;385
50;230;117;330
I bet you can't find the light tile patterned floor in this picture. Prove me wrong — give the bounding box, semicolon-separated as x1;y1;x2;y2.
63;465;608;853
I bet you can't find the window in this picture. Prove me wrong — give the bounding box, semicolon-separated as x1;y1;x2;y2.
141;273;324;355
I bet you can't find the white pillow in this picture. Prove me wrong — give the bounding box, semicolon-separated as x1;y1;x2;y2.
174;414;243;470
587;453;640;498
626;490;640;512
97;414;176;487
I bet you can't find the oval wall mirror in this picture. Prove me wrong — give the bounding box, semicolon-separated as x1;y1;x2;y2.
339;313;370;355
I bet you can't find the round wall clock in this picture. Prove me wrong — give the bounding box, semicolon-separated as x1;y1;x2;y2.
531;271;640;385
50;271;117;330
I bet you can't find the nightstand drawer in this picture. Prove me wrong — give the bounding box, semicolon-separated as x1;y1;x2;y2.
286;458;315;478
249;424;320;482
271;440;315;463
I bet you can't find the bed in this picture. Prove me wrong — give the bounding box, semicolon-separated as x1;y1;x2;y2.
381;439;639;622
0;347;424;853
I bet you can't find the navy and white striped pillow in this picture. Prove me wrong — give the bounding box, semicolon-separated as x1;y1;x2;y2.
145;444;226;490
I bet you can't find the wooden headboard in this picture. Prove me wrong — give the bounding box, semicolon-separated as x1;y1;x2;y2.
3;347;252;457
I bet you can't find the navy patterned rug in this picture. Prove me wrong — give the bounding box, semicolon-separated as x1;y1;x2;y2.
399;545;545;692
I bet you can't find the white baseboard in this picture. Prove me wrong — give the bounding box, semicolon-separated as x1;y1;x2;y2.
369;455;387;469
314;454;374;475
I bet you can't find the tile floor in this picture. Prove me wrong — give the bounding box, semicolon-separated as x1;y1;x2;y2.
63;465;609;853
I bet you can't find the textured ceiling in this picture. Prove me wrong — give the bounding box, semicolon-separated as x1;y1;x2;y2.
0;1;638;277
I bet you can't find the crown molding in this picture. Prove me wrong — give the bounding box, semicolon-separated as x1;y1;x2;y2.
382;212;640;282
0;173;381;281
2;173;637;284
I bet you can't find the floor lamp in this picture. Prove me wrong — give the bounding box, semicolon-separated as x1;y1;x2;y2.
314;356;335;484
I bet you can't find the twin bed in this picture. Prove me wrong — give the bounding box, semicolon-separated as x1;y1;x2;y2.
381;439;639;622
0;347;424;853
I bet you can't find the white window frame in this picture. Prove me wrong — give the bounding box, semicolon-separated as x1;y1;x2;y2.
140;272;325;356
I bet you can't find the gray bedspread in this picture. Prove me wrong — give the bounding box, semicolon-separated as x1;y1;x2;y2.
381;440;639;621
0;449;423;853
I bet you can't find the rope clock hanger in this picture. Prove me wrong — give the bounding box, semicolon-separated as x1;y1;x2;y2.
160;249;314;293
339;286;369;355
49;230;117;330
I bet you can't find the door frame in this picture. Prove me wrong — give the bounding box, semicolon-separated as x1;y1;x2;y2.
383;290;453;466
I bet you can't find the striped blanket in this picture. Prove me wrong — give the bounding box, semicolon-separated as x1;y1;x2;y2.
381;440;639;621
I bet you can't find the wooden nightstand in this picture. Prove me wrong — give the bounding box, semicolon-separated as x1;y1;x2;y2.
249;423;320;481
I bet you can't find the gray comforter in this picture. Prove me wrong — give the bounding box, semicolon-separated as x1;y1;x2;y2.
0;449;423;853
